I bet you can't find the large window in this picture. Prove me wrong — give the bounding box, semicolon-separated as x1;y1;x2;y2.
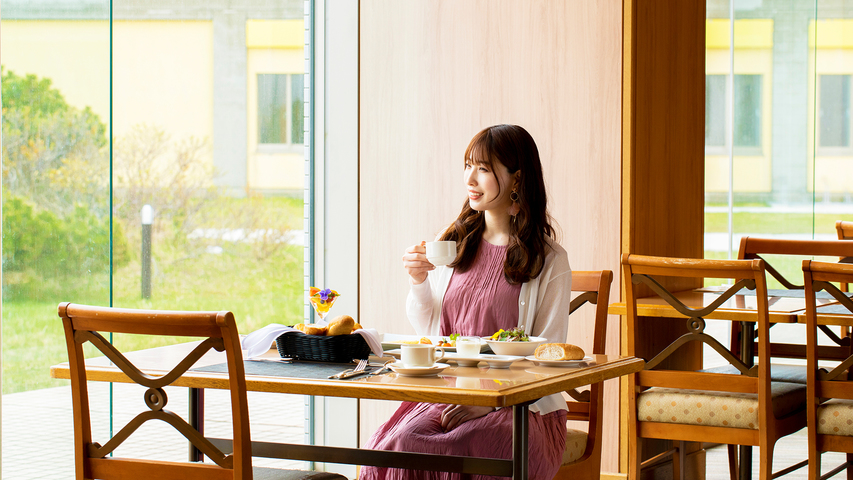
1;1;312;476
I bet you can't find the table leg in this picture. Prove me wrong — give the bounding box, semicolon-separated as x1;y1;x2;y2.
189;387;205;462
512;404;529;480
739;321;753;480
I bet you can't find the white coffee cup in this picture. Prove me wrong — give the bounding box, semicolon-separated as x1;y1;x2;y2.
426;241;457;267
455;336;481;357
401;344;446;367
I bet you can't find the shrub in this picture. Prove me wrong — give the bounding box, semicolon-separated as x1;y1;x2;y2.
1;195;129;301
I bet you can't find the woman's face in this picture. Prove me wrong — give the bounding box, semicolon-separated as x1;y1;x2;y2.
464;158;516;213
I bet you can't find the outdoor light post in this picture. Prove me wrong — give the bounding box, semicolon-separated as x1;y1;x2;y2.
141;204;153;299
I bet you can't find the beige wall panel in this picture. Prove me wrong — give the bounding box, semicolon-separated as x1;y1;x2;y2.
359;0;622;473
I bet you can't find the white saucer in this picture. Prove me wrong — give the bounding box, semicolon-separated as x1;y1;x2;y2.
389;362;450;377
524;356;594;367
443;353;524;368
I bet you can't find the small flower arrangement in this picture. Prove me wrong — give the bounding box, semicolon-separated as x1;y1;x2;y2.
309;287;340;320
310;287;339;304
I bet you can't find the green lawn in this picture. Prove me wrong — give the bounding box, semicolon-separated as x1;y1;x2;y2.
2;196;306;394
704;212;853;234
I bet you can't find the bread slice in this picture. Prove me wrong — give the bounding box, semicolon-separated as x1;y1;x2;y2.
534;343;585;361
295;323;328;336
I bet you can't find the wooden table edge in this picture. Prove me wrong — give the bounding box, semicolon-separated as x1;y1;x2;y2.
50;356;644;408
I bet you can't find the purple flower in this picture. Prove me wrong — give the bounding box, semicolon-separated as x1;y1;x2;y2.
320;288;331;301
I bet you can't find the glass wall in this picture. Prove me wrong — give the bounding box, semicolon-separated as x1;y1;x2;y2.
1;0;309;476
1;3;113;477
703;0;853;361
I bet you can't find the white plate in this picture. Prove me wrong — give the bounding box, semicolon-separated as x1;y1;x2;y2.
524;355;594;367
380;334;489;353
442;353;523;368
388;362;450;377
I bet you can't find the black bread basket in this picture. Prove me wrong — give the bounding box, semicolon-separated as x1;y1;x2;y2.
275;332;371;362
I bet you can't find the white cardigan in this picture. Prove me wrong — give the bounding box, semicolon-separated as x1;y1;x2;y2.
406;239;572;414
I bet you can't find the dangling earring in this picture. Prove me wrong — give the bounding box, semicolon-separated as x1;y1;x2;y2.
507;190;520;217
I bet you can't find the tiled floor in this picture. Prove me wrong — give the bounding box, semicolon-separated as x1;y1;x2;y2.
2;382;846;479
2;382;306;479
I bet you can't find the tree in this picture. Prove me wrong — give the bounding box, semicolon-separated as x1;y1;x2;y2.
1;68;127;299
1;67;109;215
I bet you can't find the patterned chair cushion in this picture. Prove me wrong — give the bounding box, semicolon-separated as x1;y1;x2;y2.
562;428;588;465
637;382;805;429
817;399;853;436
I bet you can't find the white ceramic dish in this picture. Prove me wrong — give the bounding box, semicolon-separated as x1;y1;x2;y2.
442;353;523;368
524;355;594;367
483;336;546;356
381;334;489;353
388;362;450;377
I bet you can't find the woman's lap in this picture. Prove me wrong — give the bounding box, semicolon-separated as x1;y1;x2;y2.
360;402;567;480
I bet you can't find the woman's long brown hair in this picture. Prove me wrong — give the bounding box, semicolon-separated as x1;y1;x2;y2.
439;124;555;284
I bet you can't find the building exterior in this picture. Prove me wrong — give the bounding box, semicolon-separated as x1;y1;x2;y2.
2;0;305;196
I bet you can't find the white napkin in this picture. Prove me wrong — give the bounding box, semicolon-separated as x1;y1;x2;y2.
241;323;384;359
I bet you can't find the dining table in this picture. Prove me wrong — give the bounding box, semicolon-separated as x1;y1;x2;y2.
608;286;853;480
50;341;644;480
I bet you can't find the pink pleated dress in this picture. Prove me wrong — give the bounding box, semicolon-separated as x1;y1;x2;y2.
361;240;567;480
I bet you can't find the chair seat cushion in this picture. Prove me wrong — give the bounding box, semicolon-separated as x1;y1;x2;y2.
561;428;588;465
702;364;808;384
253;467;348;480
817;399;853;436
637;382;806;430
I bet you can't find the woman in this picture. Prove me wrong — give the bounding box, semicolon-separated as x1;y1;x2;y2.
361;125;572;480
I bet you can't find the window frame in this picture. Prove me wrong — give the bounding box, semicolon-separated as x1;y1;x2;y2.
816;73;853;156
704;73;765;157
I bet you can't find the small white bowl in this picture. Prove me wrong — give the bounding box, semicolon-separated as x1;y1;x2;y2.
483;336;546;356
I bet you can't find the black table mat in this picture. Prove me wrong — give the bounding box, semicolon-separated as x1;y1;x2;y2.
817;303;853;315
192;360;382;380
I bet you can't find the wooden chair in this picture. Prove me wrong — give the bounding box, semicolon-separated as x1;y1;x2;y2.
837;220;853;242
623;254;807;480
731;237;853;374
553;270;613;480
837;220;853;293
58;302;346;480
804;260;853;479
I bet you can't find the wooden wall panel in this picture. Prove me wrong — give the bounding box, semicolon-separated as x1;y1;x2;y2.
359;0;623;473
621;0;706;477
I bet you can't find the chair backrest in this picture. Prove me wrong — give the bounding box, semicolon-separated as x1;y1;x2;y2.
736;237;853;359
560;271;613;470
837;221;853;292
838;221;853;241
622;254;772;402
737;236;853;289
58;302;253;480
803;261;853;439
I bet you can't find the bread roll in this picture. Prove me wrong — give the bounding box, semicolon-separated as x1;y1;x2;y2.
327;315;355;336
534;343;585;361
352;323;362;331
295;323;328;336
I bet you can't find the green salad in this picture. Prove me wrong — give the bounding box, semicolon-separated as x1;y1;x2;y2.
489;326;530;342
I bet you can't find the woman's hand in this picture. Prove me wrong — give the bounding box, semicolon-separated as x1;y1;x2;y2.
402;241;434;285
440;404;495;432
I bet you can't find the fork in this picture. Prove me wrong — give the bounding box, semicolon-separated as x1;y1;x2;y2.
329;358;369;379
